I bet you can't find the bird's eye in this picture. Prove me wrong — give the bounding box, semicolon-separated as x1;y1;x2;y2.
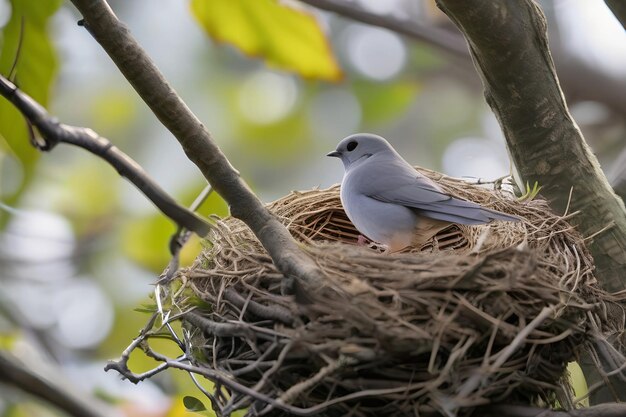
346;141;358;152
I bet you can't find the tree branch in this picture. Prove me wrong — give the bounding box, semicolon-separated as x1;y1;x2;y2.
299;0;469;58
68;0;323;292
0;351;112;417
604;0;626;29
299;0;626;116
435;0;626;404
0;75;210;237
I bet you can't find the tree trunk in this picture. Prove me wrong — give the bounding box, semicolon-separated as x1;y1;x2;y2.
435;0;626;404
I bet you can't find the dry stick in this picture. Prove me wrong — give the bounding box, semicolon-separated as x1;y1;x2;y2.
224;288;295;325
0;75;210;237
258;358;348;416
68;0;324;292
445;306;556;415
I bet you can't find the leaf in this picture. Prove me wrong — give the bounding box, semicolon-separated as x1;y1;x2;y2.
190;0;341;81
182;396;207;413
122;213;177;273
122;183;227;272
53;162;120;236
0;0;62;220
518;181;542;201
353;80;419;126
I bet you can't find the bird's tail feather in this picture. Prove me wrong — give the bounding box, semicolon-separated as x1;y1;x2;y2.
416;199;520;225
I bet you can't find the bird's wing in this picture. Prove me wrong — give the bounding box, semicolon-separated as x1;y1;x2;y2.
361;158;452;204
365;160;518;225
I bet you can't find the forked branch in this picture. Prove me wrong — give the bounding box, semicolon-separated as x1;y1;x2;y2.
0;75;210;236
68;0;324;291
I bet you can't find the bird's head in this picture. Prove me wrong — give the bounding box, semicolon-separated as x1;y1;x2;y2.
327;133;395;169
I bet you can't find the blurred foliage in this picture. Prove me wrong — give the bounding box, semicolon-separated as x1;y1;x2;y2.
53;161;120;236
89;88;139;138
122;185;227;273
190;0;341;81
0;0;61;221
354;80;419;127
567;361;589;408
2;0;613;415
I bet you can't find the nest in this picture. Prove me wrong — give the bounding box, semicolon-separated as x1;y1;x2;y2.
157;169;622;417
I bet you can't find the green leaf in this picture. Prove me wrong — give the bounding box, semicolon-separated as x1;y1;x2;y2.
518;181;542;201
353;80;419;126
183;396;207;413
122;183;227;272
122;213;177;273
53;162;120;236
0;0;62;217
190;0;342;81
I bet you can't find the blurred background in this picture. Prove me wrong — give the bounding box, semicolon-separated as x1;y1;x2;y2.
0;0;624;415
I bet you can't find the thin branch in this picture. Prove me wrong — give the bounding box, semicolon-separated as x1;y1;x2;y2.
7;17;25;81
299;0;468;58
223;288;295;325
160;183;214;283
0;75;211;237
299;0;626;116
0;351;113;417
69;0;324;291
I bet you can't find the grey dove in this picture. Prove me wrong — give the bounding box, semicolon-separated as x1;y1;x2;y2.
327;133;520;252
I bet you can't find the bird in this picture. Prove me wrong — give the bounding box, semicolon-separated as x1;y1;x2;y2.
326;133;520;252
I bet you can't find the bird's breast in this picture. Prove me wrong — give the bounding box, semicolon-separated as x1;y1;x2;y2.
340;184;418;249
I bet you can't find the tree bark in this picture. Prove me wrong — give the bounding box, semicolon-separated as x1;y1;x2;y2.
67;0;324;293
604;0;626;29
435;0;626;404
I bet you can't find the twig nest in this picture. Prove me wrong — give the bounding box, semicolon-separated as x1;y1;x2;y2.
168;169;620;417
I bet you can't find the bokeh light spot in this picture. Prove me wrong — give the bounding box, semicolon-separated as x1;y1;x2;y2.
238;71;298;125
0;0;11;28
53;280;114;350
345;26;406;81
443;137;509;179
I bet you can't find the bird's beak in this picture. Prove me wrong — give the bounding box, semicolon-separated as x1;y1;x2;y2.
326;150;341;158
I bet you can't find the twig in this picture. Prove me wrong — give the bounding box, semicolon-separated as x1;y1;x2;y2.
0;75;211;237
224;288;295;325
161;183;214;283
184;311;252;338
7;17;25;81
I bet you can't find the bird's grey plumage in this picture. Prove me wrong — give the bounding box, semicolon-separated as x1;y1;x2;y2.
327;133;519;251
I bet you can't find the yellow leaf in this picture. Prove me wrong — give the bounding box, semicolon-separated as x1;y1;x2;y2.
567;361;589;407
190;0;342;81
